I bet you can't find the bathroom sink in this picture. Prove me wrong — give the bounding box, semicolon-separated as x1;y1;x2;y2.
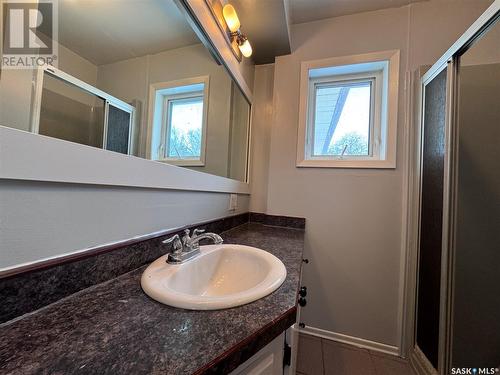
141;244;287;310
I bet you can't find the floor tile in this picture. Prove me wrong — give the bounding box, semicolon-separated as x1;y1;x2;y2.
370;352;416;375
322;340;376;375
297;333;324;375
368;350;408;362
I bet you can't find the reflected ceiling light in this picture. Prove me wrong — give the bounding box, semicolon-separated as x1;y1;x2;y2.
238;37;252;58
222;4;240;33
222;3;252;58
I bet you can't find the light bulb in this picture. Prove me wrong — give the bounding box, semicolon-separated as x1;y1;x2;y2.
238;39;252;58
222;4;240;33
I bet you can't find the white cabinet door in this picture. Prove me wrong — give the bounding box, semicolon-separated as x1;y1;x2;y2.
230;333;284;375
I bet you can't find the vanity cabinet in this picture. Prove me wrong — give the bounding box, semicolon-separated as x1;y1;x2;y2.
230;333;285;375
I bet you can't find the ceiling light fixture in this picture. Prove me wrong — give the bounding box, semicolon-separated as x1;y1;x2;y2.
222;3;252;58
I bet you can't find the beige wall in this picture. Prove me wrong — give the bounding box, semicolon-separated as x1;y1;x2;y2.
228;82;250;181
239;54;255;92
268;6;408;347
57;44;98;85
0;69;33;131
249;64;274;213
249;0;493;349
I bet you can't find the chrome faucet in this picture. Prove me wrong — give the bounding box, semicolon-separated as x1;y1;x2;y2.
162;228;223;264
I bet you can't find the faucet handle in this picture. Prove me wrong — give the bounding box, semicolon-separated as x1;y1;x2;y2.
162;234;183;253
182;229;192;245
192;228;205;238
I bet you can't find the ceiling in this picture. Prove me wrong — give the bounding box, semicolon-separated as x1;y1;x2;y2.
58;0;200;66
57;0;429;66
228;0;292;64
289;0;427;24
228;0;427;64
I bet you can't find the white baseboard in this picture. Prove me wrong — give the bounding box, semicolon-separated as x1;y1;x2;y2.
409;345;438;375
299;326;400;356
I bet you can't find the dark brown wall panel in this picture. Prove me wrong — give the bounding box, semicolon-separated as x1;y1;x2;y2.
416;68;447;369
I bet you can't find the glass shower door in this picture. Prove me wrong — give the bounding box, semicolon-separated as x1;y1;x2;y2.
36;69;134;155
39;71;105;148
450;15;500;370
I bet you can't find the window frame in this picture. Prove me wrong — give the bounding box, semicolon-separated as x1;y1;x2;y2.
147;76;210;167
297;50;400;169
161;92;205;165
307;73;380;160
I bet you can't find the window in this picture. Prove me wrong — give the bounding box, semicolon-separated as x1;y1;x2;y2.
164;95;204;159
297;51;399;168
311;79;373;157
148;77;209;166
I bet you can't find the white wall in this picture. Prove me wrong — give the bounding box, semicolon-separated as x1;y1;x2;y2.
249;0;493;351
0;178;249;270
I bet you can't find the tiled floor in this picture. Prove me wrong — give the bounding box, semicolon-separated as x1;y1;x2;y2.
296;333;416;375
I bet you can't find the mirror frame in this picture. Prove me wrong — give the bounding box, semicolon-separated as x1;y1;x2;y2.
0;0;253;194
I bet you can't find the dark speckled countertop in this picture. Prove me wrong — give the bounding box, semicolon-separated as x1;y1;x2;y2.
0;223;304;375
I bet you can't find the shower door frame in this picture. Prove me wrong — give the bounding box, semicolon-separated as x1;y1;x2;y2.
30;66;135;154
410;2;500;374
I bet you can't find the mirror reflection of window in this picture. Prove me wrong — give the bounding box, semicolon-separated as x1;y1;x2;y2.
165;94;204;160
149;80;208;166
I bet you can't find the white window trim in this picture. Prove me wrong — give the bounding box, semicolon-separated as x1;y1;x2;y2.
162;92;205;166
147;76;210;167
297;50;400;169
307;72;381;160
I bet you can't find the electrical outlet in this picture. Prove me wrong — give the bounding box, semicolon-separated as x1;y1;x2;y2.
229;194;238;211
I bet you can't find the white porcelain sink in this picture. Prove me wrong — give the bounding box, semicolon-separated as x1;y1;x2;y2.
141;244;287;310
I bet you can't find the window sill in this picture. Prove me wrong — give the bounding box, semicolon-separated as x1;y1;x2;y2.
158;159;205;167
296;158;396;169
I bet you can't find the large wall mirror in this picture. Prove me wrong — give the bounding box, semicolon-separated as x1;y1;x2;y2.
0;0;251;183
